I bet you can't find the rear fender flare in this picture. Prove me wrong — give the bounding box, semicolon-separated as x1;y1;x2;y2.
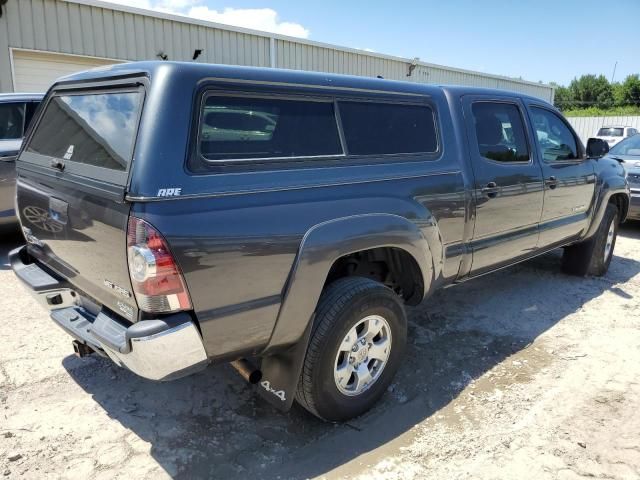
255;213;436;411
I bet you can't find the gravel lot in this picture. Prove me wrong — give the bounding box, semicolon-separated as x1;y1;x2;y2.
1;223;639;480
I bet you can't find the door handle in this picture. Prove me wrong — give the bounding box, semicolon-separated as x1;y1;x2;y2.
481;181;499;198
545;176;558;189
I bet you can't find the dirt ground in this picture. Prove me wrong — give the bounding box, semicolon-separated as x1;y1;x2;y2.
1;223;639;480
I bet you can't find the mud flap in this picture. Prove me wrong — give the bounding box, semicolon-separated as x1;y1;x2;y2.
255;315;315;412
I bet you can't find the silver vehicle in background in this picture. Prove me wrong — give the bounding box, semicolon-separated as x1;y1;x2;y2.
608;133;640;220
0;93;43;226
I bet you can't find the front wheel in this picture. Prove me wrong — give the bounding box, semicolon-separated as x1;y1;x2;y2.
562;203;619;276
295;277;407;422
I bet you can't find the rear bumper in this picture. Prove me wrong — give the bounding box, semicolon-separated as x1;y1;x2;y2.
628;191;640;220
9;246;208;381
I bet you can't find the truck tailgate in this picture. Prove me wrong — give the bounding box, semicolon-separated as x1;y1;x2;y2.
15;87;144;322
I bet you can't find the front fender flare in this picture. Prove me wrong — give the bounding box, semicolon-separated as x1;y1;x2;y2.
255;214;436;411
585;173;629;239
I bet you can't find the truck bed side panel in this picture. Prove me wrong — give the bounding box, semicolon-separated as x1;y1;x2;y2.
135;170;466;360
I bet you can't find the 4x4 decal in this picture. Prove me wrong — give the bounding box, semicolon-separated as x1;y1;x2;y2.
260;380;286;402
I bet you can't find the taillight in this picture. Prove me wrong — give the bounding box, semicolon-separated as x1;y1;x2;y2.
126;216;192;313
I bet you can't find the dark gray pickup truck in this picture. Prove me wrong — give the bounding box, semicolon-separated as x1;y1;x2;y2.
10;62;629;421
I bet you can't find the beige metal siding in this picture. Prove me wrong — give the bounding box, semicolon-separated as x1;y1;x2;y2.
0;0;270;93
12;49;123;92
273;38;552;101
0;0;554;102
275;40;407;80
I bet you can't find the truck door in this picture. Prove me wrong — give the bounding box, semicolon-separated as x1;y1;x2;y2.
462;95;544;274
525;105;597;247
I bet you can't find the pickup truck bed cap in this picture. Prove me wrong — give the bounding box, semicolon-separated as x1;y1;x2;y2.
53;61;551;106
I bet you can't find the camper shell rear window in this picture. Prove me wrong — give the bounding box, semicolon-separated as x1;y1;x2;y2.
28;91;142;171
21;86;144;185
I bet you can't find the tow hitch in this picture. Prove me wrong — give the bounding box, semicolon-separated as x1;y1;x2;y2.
72;340;94;358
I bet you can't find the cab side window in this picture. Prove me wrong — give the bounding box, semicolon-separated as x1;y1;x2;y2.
530;107;578;162
471;102;530;162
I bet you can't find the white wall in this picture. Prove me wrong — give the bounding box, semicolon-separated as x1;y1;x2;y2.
566;116;640;144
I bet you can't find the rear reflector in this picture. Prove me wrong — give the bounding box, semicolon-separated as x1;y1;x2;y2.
127;216;192;314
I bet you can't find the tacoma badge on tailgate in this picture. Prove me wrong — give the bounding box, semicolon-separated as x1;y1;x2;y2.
103;279;132;299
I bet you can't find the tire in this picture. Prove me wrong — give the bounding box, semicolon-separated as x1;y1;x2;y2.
562;203;619;277
295;277;407;422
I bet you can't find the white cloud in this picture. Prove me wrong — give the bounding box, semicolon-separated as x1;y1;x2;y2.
99;0;310;38
186;7;309;38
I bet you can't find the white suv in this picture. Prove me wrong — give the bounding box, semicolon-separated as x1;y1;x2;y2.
596;126;638;147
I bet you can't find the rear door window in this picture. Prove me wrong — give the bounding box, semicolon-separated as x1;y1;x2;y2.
27;91;142;173
197;95;342;162
0;102;26;140
471;102;530;163
338;101;437;155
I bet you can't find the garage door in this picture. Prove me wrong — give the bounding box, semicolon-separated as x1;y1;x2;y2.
12;50;123;93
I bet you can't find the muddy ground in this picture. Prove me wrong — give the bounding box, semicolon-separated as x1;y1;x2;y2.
1;223;639;480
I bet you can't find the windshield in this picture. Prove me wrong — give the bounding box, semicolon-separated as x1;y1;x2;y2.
0;102;25;140
609;134;640;156
597;127;624;137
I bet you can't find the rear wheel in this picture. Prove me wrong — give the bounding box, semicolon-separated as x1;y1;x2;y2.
562;203;619;276
296;277;407;422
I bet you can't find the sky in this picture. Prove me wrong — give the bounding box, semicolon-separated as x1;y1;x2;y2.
100;0;639;87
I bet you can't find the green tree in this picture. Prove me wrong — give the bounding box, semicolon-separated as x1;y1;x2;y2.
553;84;574;111
612;82;625;107
618;74;640;106
568;74;614;109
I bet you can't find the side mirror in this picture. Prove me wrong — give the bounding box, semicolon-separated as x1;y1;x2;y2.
586;137;609;159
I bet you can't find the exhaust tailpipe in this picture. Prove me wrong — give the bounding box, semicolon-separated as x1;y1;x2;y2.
230;359;262;384
72;340;94;358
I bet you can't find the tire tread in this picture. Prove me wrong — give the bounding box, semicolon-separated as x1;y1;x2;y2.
562;203;618;277
295;277;396;419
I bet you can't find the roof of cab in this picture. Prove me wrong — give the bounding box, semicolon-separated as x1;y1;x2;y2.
54;61;553;106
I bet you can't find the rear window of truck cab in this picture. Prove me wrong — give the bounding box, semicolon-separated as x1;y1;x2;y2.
191;93;438;170
23;89;143;183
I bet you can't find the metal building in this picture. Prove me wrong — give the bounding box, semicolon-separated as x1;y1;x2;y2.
0;0;555;102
